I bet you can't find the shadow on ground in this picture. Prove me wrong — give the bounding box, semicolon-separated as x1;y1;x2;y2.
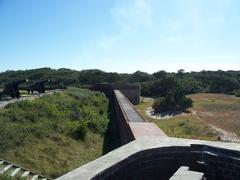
102;100;121;154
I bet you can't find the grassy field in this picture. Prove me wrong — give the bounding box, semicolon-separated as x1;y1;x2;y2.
188;93;240;136
0;87;110;178
135;96;221;141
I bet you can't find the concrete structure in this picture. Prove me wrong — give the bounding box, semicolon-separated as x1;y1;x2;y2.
57;137;240;180
57;84;240;180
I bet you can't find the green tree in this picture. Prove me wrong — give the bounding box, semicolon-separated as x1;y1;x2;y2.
152;86;193;113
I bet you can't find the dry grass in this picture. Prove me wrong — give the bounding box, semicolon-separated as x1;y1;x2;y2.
189;93;240;136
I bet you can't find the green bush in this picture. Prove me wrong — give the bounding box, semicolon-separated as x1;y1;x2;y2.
0;175;25;180
152;87;193;113
234;89;240;97
0;87;109;154
74;122;88;140
0;87;110;178
87;116;109;135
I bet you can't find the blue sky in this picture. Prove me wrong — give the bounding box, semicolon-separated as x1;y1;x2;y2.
0;0;239;73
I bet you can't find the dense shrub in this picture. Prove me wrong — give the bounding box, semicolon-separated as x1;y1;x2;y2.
152;87;193;113
74;122;88;140
234;89;240;97
0;87;109;152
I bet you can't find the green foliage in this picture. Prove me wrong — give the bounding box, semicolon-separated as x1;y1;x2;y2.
152;70;167;79
209;76;240;93
178;77;203;94
74;121;88;140
127;71;153;83
234;89;240;97
0;87;109;178
157;116;219;140
0;68;240;97
142;77;178;97
0;175;25;180
152;86;193;113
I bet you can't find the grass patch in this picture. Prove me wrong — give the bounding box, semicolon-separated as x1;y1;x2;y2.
156;115;219;140
192;98;240;112
0;87;109;178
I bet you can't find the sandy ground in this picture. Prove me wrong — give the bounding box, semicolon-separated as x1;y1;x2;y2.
146;107;183;120
142;97;185;120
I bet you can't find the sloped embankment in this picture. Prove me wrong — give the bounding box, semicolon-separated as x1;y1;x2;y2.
0;87;110;178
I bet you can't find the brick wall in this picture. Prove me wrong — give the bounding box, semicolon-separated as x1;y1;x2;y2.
113;93;135;143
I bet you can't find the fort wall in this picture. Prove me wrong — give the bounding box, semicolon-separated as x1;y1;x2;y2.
56;84;240;180
113;89;166;144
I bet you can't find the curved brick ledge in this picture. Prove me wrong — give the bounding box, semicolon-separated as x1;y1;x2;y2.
57;136;240;180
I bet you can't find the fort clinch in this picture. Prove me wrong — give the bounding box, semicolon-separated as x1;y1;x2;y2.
1;84;240;180
57;84;240;180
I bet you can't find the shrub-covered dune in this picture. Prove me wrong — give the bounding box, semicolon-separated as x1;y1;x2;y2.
0;87;109;178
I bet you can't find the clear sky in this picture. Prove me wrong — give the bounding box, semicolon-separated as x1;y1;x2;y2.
0;0;239;73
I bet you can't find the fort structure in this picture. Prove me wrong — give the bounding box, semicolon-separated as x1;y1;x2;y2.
57;84;240;180
1;84;240;179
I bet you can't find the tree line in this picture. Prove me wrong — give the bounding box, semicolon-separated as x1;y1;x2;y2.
0;68;240;97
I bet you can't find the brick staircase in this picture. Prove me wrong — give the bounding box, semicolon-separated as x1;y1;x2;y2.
0;158;50;180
